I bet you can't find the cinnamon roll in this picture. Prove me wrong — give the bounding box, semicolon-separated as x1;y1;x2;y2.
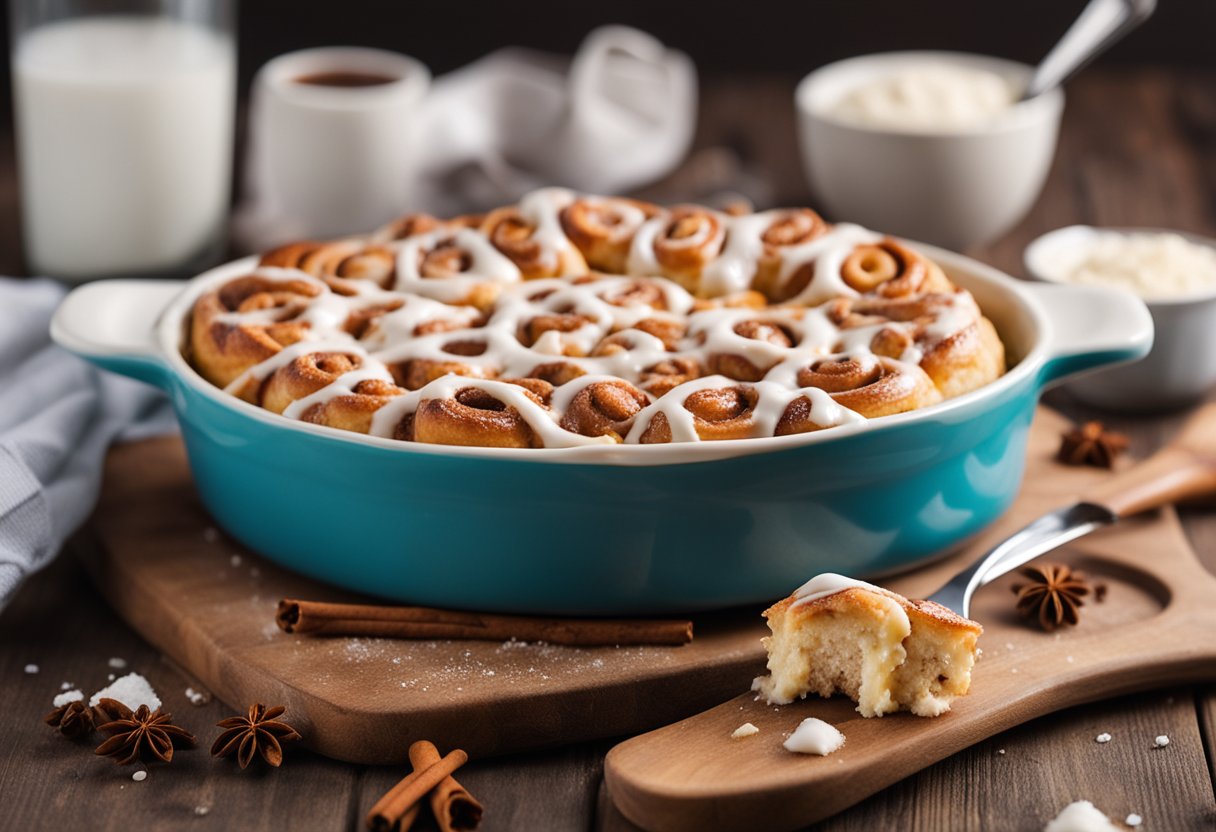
637;382;761;444
781;355;941;429
260;240;397;289
190;272;322;388
628;206;727;292
481;189;587;279
560;196;660;273
413;380;552;449
187;189;1008;448
558;379;649;442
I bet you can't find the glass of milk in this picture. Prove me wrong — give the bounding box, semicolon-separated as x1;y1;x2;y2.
10;0;236;281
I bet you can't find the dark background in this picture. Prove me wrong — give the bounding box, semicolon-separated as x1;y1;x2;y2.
2;0;1215;123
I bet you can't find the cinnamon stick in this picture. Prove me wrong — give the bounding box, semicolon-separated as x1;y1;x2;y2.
277;599;693;647
366;746;468;832
409;740;483;832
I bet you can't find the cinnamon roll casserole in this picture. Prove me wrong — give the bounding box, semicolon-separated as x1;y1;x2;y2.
187;189;1006;449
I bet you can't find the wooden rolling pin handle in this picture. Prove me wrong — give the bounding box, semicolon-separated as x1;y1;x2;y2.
1083;403;1216;518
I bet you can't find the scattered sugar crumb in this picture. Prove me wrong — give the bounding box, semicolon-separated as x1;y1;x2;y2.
1011;668;1019;674
202;526;219;543
229;554;242;567
52;689;83;707
1125;814;1142;827
731;722;759;739
185;687;208;706
24;664;39;674
1044;800;1119;831
107;673;115;681
1095;732;1112;744
997;748;1006;755
59;681;73;690
108;657;127;670
89;673;161;711
194;806;211;817
1154;734;1169;748
132;770;147;782
1005;642;1015;651
1066;656;1075;664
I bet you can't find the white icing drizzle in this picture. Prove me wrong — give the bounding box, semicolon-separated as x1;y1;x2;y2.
199;189;989;448
790;572;888;608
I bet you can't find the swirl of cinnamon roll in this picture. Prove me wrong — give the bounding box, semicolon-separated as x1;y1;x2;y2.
190;273;323;388
829;292;1005;398
260;240;398;290
297;378;404;434
395;228;521;309
638;383;760;443
558;380;649;442
481;190;588;279
840;239;953;297
389;338;496;391
250;350;367;412
412;380;553;448
559;196;660;273
628;206;727;292
638;358;702;396
706;318;798;382
706;208;831;298
784;355;941;423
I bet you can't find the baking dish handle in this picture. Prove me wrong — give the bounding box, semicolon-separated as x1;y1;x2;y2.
1026;281;1154;386
50;279;184;389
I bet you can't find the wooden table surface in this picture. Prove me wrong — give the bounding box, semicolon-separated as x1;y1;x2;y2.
2;68;1215;831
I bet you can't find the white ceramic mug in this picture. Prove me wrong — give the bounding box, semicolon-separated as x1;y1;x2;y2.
241;47;430;243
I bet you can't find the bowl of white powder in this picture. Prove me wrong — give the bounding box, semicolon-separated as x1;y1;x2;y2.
1026;225;1216;410
796;52;1063;251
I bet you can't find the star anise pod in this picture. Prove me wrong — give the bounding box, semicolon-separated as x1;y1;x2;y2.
43;700;95;739
1058;421;1129;468
1011;563;1091;632
211;703;301;769
94;699;196;765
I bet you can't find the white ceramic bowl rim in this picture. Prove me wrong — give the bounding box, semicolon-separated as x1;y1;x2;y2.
796;50;1064;138
1024;224;1216;307
148;245;1056;467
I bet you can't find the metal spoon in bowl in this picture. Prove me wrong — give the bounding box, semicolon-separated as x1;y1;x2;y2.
1021;0;1157;101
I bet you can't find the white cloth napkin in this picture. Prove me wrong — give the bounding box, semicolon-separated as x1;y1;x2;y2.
0;279;175;609
235;26;697;248
411;26;697;216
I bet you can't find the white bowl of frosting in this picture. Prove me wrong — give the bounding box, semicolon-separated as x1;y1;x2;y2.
1026;225;1216;411
796;52;1063;251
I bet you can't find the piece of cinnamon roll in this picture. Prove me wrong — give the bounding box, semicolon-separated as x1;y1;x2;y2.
395;228;521;309
260;240;398;289
779;355;941;430
628;206;727;293
412;380;553;448
297;378;404;434
706;318;799;382
638;383;760;443
190;273;323;388
559;196;660;273
559;380;649;442
481;193;588;279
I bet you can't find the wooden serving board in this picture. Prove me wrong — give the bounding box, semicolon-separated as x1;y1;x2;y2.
82;407;1209;767
605;411;1216;831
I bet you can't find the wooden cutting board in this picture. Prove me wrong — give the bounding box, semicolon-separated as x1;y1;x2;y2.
80;407;1202;765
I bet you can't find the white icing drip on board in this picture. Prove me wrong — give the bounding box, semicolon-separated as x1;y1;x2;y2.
198;189;992;448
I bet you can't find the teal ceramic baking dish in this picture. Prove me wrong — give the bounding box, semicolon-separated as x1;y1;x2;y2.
51;245;1152;614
